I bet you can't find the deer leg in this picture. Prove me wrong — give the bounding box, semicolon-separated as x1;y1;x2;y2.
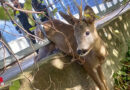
83;64;106;90
35;43;56;61
97;65;109;90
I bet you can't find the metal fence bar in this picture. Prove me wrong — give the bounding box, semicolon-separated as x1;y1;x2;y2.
32;7;50;44
44;0;54;18
47;0;58;19
0;31;12;55
103;0;108;9
84;0;88;5
59;0;67;13
14;16;32;46
111;0;115;6
94;0;101;13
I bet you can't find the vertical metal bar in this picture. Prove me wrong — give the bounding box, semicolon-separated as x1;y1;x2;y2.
84;0;88;5
103;0;108;10
32;8;50;43
14;17;31;46
0;31;12;55
44;0;54;18
116;0;120;4
47;0;58;19
111;0;114;6
32;8;45;36
50;0;62;19
43;0;51;17
59;0;67;13
31;1;47;37
46;0;53;9
94;0;101;13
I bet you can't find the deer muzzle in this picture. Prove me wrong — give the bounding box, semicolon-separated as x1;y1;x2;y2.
77;49;88;56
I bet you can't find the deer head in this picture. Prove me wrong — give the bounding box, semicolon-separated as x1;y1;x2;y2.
59;1;98;56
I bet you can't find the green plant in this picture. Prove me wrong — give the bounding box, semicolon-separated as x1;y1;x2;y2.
122;0;129;5
113;42;130;90
52;8;58;16
9;80;20;90
0;6;14;20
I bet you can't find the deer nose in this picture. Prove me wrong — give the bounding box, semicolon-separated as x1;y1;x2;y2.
77;49;88;55
77;50;82;55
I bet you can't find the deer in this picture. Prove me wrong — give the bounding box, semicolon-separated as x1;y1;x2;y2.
34;2;109;90
34;26;56;61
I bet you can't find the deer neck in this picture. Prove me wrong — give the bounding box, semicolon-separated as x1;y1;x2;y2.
93;28;103;51
92;28;107;58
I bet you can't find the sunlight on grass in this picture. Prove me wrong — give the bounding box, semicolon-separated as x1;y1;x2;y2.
51;58;64;70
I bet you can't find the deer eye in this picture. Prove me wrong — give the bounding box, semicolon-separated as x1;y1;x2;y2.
86;31;90;36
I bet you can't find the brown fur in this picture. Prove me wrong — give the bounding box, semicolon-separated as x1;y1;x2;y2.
35;5;109;90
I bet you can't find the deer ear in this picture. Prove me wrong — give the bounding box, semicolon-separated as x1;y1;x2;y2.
59;11;77;25
83;5;96;24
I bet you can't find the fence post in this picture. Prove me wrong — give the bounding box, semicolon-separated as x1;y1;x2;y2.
84;0;88;5
0;31;12;55
94;0;101;13
103;1;108;10
59;0;67;13
13;16;33;46
111;0;115;6
32;8;50;44
43;0;53;18
44;0;55;18
46;0;59;19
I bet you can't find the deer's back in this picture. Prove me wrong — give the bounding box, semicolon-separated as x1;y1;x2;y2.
42;19;77;54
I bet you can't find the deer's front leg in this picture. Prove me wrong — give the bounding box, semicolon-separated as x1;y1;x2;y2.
83;64;106;90
97;65;109;90
35;43;56;61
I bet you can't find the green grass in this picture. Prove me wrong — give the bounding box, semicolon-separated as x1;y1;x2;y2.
113;42;130;90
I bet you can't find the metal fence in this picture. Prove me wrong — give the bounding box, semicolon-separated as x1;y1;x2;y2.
45;0;124;19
